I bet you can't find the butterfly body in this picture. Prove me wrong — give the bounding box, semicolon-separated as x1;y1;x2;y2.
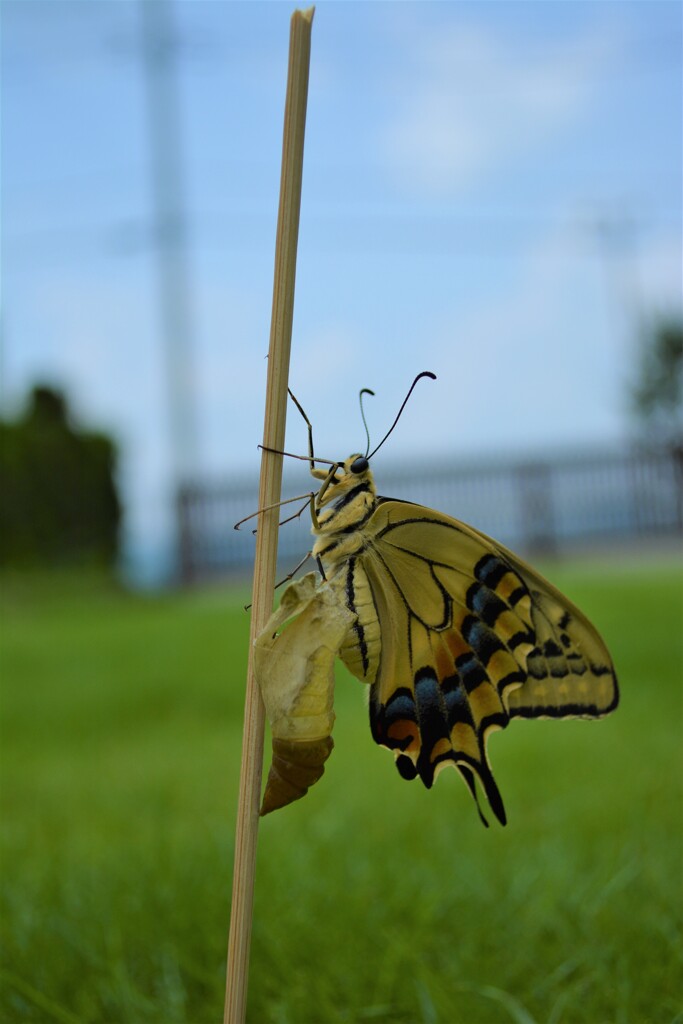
255;451;618;823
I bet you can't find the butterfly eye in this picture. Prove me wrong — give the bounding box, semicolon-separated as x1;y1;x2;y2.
350;457;369;474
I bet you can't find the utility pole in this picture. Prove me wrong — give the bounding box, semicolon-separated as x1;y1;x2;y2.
139;0;198;580
594;209;644;343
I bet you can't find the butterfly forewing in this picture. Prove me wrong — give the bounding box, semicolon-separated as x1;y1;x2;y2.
354;500;618;824
460;520;619;719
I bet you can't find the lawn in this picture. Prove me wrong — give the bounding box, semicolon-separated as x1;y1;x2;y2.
1;559;681;1024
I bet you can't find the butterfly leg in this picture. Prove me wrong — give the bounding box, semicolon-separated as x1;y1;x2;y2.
309;464;341;536
274;550;313;590
270;493;317;532
233;491;313;531
313;463;342;512
243;551;315;610
288;387;317;473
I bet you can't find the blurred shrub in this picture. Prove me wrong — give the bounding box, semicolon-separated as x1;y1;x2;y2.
0;386;121;567
631;313;683;444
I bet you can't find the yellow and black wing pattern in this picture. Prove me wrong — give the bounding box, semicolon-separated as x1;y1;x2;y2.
352;500;618;826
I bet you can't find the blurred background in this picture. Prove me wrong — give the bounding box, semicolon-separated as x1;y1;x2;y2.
1;3;681;1023
2;0;681;584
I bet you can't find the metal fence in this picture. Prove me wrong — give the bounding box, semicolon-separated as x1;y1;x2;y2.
177;445;683;584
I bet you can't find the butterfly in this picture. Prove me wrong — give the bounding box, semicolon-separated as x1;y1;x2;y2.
249;372;619;826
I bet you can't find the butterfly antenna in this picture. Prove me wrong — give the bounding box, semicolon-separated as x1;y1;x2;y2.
359;387;375;458
367;371;436;460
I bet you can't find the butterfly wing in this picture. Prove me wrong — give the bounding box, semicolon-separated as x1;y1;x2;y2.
354;500;618;825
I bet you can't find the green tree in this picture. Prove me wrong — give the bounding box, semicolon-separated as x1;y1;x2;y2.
0;385;121;567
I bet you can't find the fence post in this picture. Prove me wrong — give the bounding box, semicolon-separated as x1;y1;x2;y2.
672;442;683;531
517;461;557;557
176;484;195;586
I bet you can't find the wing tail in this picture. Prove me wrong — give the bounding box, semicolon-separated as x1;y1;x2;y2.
370;656;509;827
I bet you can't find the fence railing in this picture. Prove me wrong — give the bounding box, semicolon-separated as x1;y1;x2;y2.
177;444;683;584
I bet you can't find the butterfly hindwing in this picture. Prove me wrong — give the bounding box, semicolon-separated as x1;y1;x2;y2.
353;500;618;825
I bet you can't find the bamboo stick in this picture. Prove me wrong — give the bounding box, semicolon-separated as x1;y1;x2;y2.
223;9;315;1024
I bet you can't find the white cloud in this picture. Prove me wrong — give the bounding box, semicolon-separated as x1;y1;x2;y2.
384;22;618;194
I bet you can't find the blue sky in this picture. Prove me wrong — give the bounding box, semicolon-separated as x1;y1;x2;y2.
3;1;682;577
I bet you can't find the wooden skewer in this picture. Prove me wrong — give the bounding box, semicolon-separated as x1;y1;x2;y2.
223;8;315;1024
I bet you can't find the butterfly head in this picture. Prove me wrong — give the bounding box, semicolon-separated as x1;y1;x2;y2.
316;453;375;508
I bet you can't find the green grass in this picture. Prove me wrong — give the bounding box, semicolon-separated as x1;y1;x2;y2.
1;559;681;1024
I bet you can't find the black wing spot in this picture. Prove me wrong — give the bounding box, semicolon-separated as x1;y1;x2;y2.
443;679;474;728
543;639;564;659
395;755;418;780
455;652;488;693
496;668;525;694
474;554;508;588
462;616;505;665
550;662;569;679
385;688;418;721
413;668;450;789
507;585;528;606
466;581;509;627
369;686;420;751
508;628;535;649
